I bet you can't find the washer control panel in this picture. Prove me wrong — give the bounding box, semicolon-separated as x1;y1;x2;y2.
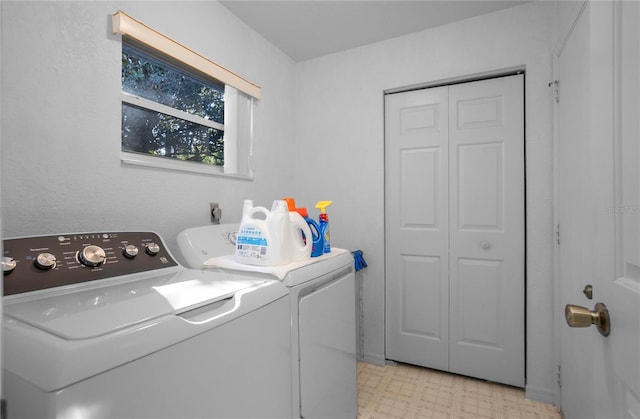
3;232;178;296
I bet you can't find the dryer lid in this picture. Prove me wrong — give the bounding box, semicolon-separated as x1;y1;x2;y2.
177;223;240;269
202;248;353;286
3;268;264;340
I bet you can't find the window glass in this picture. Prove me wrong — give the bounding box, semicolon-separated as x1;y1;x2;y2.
122;103;224;166
121;43;225;167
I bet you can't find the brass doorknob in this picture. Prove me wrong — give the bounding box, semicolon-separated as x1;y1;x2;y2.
565;302;610;337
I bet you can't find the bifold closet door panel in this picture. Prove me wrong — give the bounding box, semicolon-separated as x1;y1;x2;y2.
384;86;450;370
448;74;525;387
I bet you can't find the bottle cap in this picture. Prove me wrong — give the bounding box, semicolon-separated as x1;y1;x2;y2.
297;207;309;218
283;197;297;211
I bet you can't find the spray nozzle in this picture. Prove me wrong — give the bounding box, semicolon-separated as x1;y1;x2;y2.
315;201;333;213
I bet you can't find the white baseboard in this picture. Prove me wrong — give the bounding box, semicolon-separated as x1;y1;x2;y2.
359;353;386;366
525;384;557;406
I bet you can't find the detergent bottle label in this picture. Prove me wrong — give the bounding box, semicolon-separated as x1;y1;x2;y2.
236;225;268;259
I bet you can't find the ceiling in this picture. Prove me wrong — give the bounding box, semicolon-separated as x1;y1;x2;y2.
220;0;532;62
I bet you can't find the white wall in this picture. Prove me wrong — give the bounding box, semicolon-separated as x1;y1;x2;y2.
0;0;297;263
1;0;559;404
295;1;557;402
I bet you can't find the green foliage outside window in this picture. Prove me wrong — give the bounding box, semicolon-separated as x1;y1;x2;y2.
121;44;225;166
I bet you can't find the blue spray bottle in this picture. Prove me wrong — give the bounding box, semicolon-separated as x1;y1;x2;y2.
315;201;333;254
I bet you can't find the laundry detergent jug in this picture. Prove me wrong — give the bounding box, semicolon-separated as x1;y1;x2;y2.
235;200;271;264
296;207;323;257
235;200;291;266
267;200;292;264
283;200;313;261
289;212;313;261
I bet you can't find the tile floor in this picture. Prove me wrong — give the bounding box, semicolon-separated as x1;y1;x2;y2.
357;362;563;419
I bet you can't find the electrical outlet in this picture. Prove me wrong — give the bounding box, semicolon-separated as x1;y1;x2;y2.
210;202;222;224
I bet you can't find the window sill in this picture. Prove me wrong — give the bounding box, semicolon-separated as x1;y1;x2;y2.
120;151;253;180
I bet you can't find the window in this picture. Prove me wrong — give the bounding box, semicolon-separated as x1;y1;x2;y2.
122;44;226;166
112;11;260;178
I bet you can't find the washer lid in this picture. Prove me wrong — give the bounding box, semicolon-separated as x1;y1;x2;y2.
3;268;264;340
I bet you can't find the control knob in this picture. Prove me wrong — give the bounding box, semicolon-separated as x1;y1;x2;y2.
34;252;57;270
2;257;17;274
78;245;106;267
145;243;160;256
123;244;139;259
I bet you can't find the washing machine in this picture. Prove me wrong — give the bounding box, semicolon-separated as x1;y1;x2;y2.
2;231;292;419
177;223;358;419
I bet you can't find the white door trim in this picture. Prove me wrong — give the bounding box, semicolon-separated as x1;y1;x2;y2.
551;0;589;408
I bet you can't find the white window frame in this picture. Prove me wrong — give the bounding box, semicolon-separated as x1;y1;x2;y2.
113;11;259;179
121;92;225;133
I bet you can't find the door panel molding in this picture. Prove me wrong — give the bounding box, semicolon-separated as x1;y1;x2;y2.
385;74;524;387
555;1;640;418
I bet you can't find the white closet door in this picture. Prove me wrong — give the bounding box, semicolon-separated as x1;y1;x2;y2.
385;75;524;387
448;75;525;387
385;86;450;370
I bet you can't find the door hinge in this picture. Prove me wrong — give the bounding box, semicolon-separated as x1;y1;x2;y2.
549;80;559;103
555;224;561;245
556;364;562;388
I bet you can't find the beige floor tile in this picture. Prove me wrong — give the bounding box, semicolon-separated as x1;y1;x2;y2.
357;362;562;419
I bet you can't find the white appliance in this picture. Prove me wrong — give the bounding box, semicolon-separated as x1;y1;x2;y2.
177;223;358;419
2;231;292;419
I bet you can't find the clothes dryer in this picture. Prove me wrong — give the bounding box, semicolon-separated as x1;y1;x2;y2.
2;231;291;419
178;224;358;419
